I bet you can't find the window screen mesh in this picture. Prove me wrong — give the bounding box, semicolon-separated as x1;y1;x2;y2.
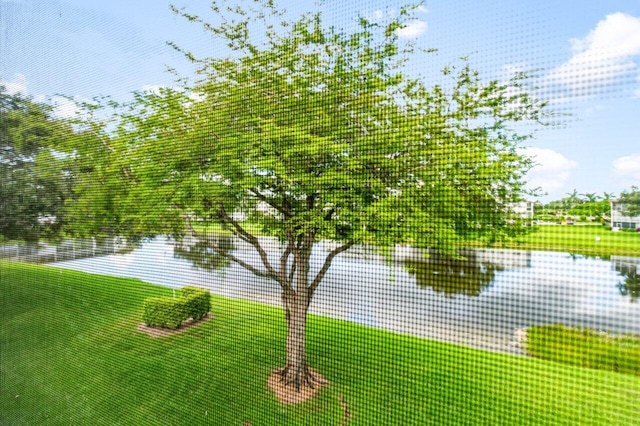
1;1;639;425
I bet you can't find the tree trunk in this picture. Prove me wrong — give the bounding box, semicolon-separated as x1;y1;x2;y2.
279;291;312;390
277;247;324;391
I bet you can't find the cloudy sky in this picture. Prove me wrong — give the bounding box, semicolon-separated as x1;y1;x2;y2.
1;0;639;202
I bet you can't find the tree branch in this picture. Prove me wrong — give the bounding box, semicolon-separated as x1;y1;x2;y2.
222;251;277;280
288;261;297;287
309;241;355;296
183;213;200;237
279;239;294;288
248;188;292;219
286;227;298;287
324;208;335;221
302;229;315;253
216;204;279;279
306;192;317;210
187;214;287;290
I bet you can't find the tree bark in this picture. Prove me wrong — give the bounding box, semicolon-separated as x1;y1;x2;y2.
279;290;313;390
277;246;324;391
203;216;352;393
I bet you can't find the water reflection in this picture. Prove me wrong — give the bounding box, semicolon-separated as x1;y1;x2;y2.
614;257;640;302
49;237;640;351
172;235;235;270
567;252;612;261
405;253;501;297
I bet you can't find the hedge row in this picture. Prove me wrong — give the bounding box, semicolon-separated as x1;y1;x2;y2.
143;286;211;329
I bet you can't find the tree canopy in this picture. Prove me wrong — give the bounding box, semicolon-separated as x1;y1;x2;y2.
618;186;640;217
74;3;545;249
67;0;549;392
0;88;76;241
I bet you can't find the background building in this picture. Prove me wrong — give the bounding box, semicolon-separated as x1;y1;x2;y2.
610;200;640;229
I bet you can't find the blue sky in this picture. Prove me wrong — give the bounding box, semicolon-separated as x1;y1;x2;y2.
1;0;639;202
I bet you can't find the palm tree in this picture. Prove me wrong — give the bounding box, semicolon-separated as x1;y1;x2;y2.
565;189;581;209
582;192;600;203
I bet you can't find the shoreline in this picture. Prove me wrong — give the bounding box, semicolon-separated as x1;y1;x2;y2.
183;276;531;356
45;236;640;357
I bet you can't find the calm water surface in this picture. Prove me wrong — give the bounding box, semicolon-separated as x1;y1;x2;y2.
50;236;640;354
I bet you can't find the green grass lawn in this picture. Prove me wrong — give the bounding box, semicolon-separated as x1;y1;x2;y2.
191;220;265;237
2;261;640;425
484;225;640;256
194;221;639;256
526;325;640;376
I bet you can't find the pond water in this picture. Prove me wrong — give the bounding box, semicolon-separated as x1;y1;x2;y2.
49;236;640;354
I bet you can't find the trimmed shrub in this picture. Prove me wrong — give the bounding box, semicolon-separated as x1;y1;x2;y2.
142;287;211;329
143;297;187;329
181;286;210;320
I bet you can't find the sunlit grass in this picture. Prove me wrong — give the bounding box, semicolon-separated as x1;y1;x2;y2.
2;261;639;425
195;221;640;256
481;225;640;256
191;220;265;237
525;324;640;376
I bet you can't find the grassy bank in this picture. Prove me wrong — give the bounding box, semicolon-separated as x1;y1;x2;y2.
3;261;639;425
191;221;265;237
194;221;639;256
525;325;640;376
481;225;640;256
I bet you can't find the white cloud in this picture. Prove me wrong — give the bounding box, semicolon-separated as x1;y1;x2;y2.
500;63;529;96
50;96;84;119
396;20;427;38
50;95;98;121
0;73;28;95
141;84;205;105
584;104;606;115
0;74;92;120
521;147;578;192
612;154;640;183
501;63;527;78
367;7;427;37
545;13;640;97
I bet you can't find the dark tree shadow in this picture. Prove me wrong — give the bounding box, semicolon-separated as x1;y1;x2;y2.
173;235;235;270
615;262;639;302
405;252;501;297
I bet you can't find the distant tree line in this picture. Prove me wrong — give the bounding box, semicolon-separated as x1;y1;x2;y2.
0;88;77;241
534;188;640;223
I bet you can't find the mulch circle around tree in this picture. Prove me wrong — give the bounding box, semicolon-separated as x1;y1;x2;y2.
267;368;329;405
136;313;214;337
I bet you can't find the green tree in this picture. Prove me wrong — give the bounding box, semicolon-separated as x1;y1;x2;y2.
70;1;548;391
0;88;75;241
581;192;600;203
618;186;640;217
564;189;581;209
568;200;608;219
541;198;565;216
60;103;148;239
615;260;639;302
